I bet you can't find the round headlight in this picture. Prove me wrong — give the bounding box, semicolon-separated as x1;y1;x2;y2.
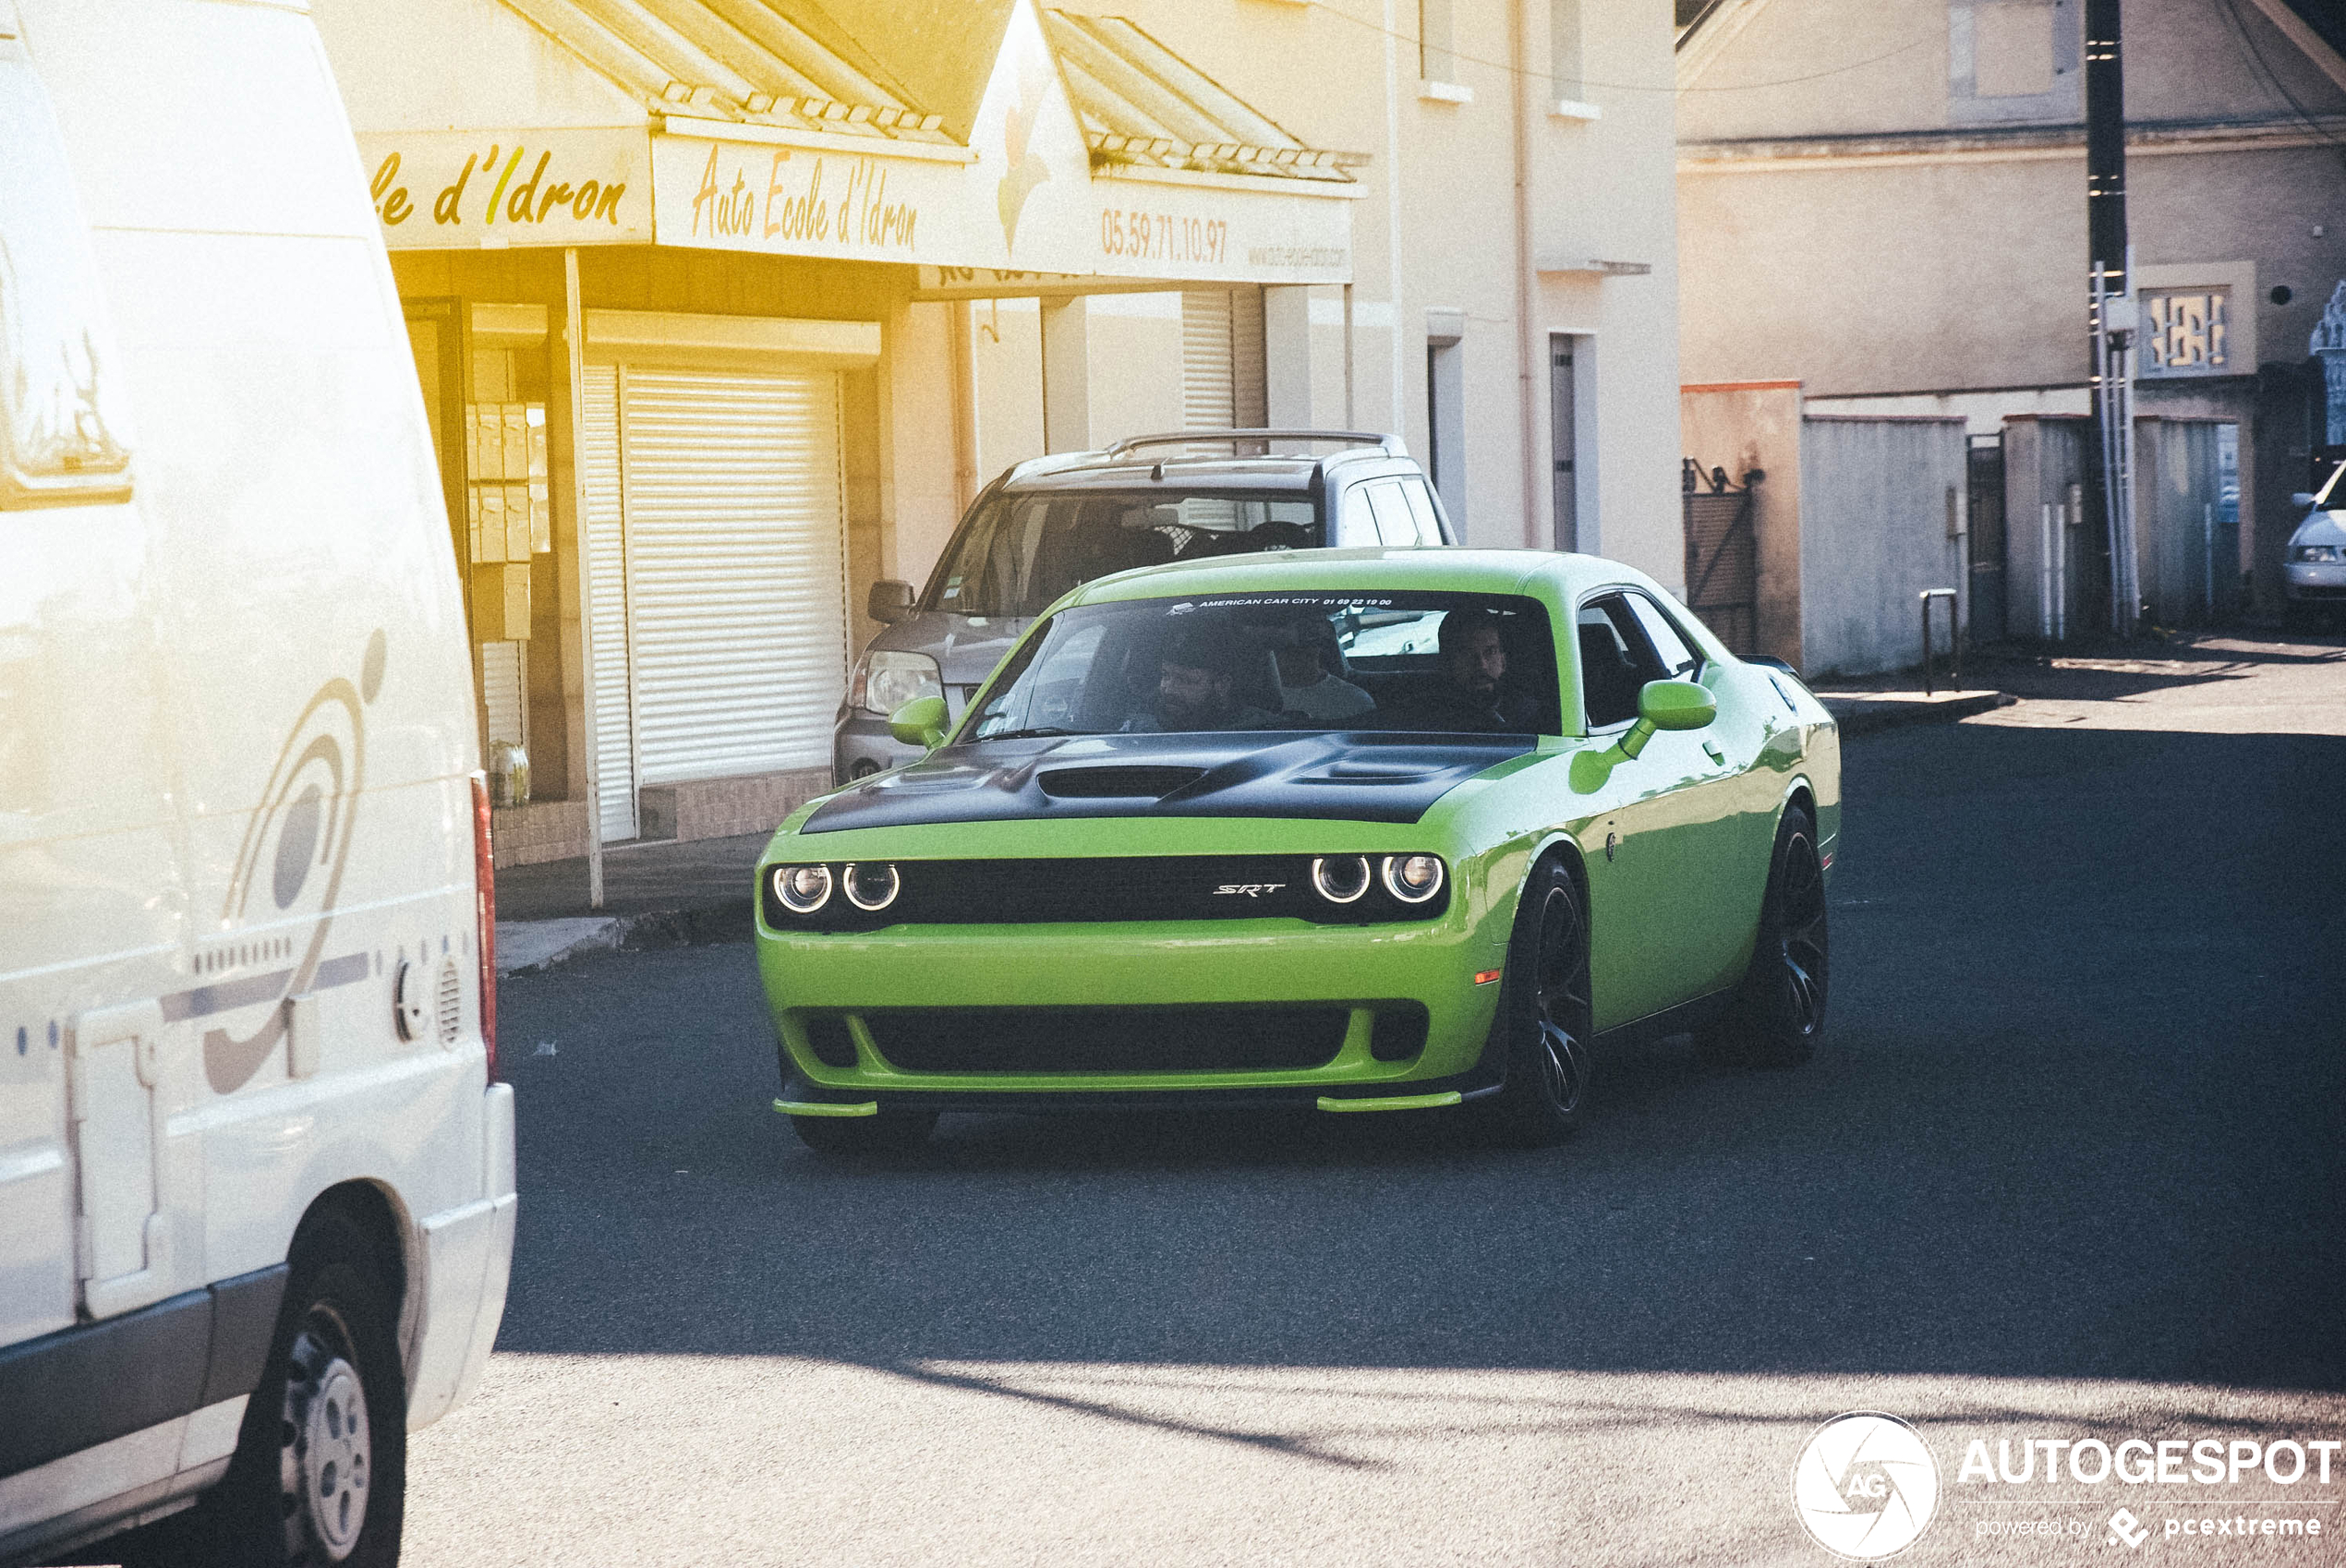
842;862;901;911
1382;854;1445;904
773;864;833;914
1311;855;1372;904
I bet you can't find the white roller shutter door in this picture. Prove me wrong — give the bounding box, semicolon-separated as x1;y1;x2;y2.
579;364;637;842
1181;291;1235;429
621;368;846;787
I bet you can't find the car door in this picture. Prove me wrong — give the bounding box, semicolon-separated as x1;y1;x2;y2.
1569;592;1748;1028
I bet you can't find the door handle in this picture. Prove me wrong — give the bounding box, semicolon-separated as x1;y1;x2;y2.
1703;742;1726;765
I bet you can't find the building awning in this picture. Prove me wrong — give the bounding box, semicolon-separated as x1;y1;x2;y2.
354;0;1360;284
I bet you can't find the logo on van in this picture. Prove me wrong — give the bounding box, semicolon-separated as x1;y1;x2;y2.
199;631;384;1094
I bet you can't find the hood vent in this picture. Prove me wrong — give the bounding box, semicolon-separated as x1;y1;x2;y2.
1039;766;1209;800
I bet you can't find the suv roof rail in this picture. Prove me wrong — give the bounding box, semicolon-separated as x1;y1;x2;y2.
1099;428;1409;460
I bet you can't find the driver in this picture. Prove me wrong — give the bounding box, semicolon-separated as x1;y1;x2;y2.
1419;610;1535;731
1124;631;1276;732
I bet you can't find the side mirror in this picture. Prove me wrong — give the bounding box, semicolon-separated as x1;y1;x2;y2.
867;579;916;624
888;695;949;750
1639;679;1716;733
1569;680;1716;792
2292;492;2318;510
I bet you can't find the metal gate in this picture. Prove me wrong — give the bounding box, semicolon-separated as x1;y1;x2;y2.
1967;433;2007;642
1681;460;1759;656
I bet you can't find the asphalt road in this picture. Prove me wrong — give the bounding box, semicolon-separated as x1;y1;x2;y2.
397;632;2344;1567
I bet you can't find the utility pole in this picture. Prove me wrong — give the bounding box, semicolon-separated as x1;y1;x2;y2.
2085;0;2139;635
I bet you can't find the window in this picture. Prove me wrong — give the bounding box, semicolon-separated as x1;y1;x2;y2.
1575;594;1675;730
1623;593;1703;679
1551;0;1584;103
1949;0;2078;126
969;591;1562;739
928;489;1320;617
1421;0;1456;81
1399;478;1444;541
0;51;132;507
1365;481;1420;545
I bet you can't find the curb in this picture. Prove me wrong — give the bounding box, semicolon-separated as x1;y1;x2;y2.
495;901;753;975
1823;691;2016;736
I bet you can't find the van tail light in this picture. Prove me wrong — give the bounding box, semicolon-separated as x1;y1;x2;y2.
472;771;499;1080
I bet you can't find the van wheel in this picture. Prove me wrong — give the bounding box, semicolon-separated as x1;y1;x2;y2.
200;1208;406;1566
791;1109;937;1158
1699;803;1828;1069
1474;856;1592;1148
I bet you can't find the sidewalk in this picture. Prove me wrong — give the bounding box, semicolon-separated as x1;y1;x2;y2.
493;830;766;973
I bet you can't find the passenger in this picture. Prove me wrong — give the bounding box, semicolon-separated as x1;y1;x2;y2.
1273;633;1374;723
1124;631;1278;732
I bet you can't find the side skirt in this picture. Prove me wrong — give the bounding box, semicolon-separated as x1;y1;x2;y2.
1591;988;1738;1052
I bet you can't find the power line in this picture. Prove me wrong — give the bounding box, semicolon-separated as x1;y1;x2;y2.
2213;0;2346;146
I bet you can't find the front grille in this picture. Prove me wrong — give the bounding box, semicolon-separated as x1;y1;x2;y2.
857;1005;1351;1074
761;854;1448;931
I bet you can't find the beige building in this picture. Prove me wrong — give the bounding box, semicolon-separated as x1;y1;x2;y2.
1676;0;2346;642
313;0;1681;865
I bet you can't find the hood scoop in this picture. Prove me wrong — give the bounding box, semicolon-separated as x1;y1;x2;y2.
803;731;1533;833
1039;766;1209;800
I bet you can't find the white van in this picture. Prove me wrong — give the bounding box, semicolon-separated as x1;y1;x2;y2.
0;4;513;1564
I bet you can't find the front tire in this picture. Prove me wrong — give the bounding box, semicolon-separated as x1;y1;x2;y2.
1476;856;1593;1148
1701;803;1828;1069
197;1207;406;1567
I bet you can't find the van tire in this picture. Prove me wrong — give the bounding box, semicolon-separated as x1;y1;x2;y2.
195;1207;408;1566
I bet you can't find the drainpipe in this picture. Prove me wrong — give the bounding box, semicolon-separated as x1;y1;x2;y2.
1383;0;1406;446
1510;0;1539;547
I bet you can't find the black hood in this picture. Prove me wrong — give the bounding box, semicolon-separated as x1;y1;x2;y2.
801;731;1533;833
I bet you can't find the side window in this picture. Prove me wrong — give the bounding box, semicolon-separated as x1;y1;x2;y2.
1623;594;1702;679
1364;481;1417;545
1574;595;1668;729
1397;478;1442;542
1335;484;1377;546
0;48;132;507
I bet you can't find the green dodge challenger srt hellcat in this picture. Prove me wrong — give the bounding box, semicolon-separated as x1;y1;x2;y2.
755;548;1838;1155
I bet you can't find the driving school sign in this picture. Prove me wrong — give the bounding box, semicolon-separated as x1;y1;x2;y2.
359;129;650;247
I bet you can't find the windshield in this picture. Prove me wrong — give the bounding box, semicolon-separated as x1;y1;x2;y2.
965;591;1560;740
926;490;1321;618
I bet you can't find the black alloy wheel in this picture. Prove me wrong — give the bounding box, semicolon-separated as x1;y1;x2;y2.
1701;802;1829;1069
1479;856;1593;1148
790;1107;939;1159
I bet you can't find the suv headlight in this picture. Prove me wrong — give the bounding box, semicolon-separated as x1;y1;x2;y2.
2293;544;2340;562
856;650;943;716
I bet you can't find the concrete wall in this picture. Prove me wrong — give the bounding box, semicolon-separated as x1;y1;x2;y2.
1798;416;1968;676
1680;381;1805;666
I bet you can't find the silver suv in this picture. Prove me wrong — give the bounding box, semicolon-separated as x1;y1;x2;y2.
836;430;1455;781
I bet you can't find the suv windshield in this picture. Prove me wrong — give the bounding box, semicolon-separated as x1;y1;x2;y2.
967;591;1560;739
927;490;1319;618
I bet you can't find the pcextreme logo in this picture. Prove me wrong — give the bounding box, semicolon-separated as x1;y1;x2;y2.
1794;1412;1941;1560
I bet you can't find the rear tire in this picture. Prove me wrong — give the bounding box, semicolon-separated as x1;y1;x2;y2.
1474;856;1593;1148
1699;803;1828;1069
188;1206;406;1567
790;1109;937;1158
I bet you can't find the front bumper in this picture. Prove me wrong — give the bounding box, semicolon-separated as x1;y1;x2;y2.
756;914;1511;1104
2285;561;2346;600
